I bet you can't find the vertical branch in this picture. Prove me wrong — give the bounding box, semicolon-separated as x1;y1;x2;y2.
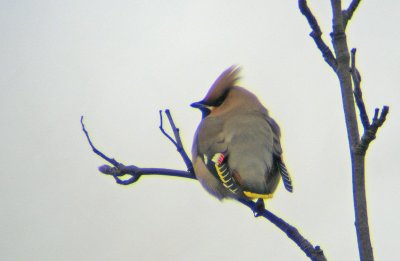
330;0;360;148
330;1;373;260
299;1;388;260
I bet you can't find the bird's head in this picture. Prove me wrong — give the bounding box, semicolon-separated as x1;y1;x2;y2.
191;65;241;118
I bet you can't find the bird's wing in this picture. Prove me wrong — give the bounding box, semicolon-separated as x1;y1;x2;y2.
266;116;293;193
192;156;230;200
194;117;243;197
203;152;242;195
275;156;293;192
266;116;283;156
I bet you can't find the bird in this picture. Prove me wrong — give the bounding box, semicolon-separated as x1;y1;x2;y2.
191;65;292;204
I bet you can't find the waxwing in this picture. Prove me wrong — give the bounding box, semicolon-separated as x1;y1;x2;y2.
191;65;292;201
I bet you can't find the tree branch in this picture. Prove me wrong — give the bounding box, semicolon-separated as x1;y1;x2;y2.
82;111;327;260
333;1;376;260
81;114;195;184
81;116;123;168
343;0;362;28
299;1;390;260
159;109;194;173
238;199;327;261
350;48;390;156
350;48;370;130
99;164;194;185
298;0;337;70
354;106;389;155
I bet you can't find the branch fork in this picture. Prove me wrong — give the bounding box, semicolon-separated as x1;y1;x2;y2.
81;114;195;185
350;49;389;155
298;0;338;70
299;0;389;157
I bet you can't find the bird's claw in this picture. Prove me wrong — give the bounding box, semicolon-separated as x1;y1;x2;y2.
253;198;265;217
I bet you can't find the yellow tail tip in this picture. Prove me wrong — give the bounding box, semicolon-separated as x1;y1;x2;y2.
243;191;273;199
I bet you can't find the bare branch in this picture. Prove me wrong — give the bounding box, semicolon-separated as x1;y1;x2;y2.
99;164;194;184
350;48;370;130
238;199;327;261
81;116;123;168
299;1;390;260
159;110;178;147
350;49;390;155
298;0;337;70
82;111;327;260
81;115;195;184
349;48;389;156
343;0;363;28
161;109;194;173
354;106;389;155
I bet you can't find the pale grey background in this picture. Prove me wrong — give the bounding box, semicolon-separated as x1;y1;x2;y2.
1;0;399;260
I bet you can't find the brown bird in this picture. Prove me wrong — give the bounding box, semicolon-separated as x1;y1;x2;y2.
191;66;292;203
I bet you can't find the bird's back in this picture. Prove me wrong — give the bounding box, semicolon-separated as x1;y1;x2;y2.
222;108;280;195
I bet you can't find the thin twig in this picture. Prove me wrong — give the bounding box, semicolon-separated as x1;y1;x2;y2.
238;199;327;261
354;106;389;155
81;115;195;184
343;0;363;28
163;109;194;173
81;116;122;167
99;165;194;184
298;0;337;70
159;110;178;147
350;48;390;155
350;48;370;130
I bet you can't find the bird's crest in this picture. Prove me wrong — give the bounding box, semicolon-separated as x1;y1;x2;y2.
203;65;241;105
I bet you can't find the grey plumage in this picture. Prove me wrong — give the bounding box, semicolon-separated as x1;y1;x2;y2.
191;66;292;201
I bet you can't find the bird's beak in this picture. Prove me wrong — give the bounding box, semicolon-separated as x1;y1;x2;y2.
191;101;212;118
190;101;206;109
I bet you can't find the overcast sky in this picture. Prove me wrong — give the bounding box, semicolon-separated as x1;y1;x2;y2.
1;1;399;260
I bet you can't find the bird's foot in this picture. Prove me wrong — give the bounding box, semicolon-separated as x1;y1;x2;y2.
253;198;265;217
